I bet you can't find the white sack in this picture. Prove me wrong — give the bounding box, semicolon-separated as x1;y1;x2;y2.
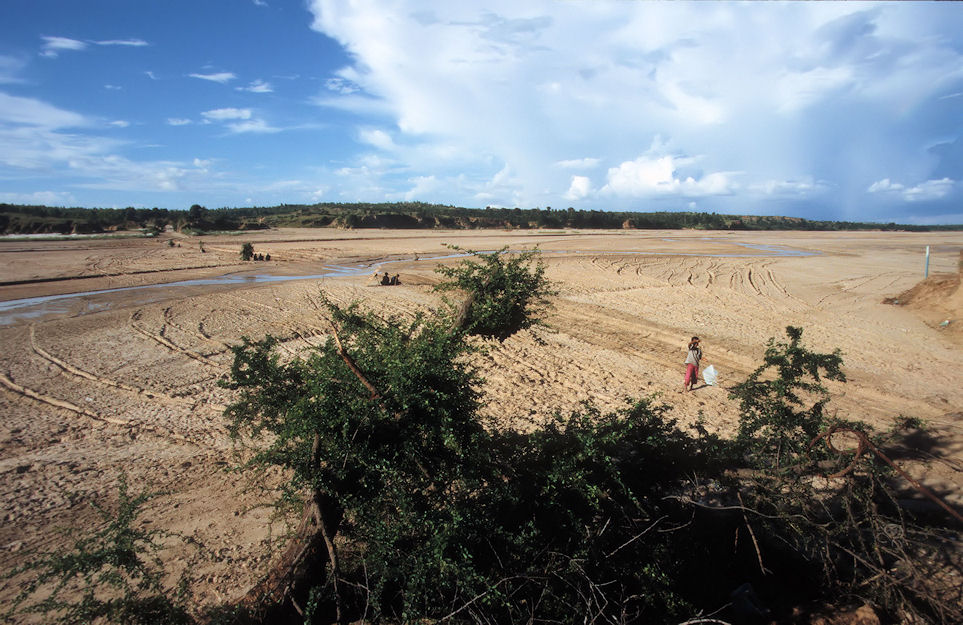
702;365;718;386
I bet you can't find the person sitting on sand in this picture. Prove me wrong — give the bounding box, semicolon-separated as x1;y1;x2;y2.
381;272;391;286
389;274;400;285
684;336;704;392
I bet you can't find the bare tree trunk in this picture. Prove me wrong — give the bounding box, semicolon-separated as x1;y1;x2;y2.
310;433;345;625
452;292;476;332
231;436;345;624
233;500;327;619
314;489;344;624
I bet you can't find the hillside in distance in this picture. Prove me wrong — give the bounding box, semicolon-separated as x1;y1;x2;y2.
2;201;961;235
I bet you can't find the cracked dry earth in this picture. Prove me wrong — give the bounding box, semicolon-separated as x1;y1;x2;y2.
0;229;960;617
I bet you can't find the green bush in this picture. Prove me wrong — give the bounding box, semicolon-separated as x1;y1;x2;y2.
729;326;961;624
434;245;556;340
730;325;845;469
460;399;732;624
223;297;491;621
4;475;194;625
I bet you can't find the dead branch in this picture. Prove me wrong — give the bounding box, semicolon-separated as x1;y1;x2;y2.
737;492;771;576
605;515;667;558
329;320;380;400
232;497;326;620
810;426;963;525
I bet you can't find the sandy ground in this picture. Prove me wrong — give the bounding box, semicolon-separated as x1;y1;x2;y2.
0;228;960;616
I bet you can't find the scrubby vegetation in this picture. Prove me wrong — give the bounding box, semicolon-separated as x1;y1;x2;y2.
220;306;962;624
732;325;846;469
434;245;557;340
3;476;196;625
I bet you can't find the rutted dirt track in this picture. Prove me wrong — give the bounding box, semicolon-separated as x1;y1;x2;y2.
0;229;960;613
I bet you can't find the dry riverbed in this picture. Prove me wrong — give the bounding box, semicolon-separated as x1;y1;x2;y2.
0;228;960;615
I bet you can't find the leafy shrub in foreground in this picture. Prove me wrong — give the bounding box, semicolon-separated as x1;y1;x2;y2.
458;399;737;624
222;295;737;623
223;297;492;621
730;326;961;624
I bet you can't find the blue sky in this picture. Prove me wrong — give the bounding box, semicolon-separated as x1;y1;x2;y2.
1;1;962;223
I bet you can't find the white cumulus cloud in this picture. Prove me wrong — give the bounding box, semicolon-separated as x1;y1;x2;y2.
564;175;591;200
602;155;735;197
868;177;954;202
359;128;396;150
305;1;963;213
189;72;237;84
201;108;252;122
403;175;439;200
867;178;904;193
199;108;276;133
903;178;955;202
237;79;273;93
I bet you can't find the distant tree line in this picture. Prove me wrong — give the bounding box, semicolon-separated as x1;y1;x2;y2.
256;202;961;232
1;201;959;235
0;203;271;235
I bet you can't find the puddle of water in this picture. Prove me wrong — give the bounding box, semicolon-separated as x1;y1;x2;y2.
733;243;815;256
0;233;155;241
0;243;816;326
0;272;336;326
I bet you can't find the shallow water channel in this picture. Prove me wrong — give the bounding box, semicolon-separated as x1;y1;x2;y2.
0;243;816;326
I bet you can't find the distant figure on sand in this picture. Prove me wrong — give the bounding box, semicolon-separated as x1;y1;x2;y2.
684;336;704;392
381;272;391;285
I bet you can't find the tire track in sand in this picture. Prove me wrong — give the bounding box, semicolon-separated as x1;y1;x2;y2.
0;369;130;426
0;368;209;449
163;306;233;354
1;322;224;448
129;309;221;368
29;324;225;413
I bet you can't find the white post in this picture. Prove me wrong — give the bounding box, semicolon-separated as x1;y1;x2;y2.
925;245;930;278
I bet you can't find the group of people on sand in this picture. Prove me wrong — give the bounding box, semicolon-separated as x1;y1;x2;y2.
379;272;401;286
